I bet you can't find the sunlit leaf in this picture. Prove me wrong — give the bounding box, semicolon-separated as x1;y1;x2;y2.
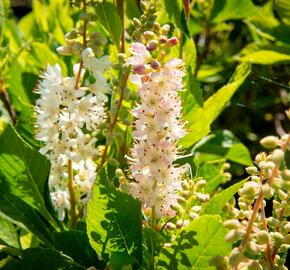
181;63;251;148
158;215;231;269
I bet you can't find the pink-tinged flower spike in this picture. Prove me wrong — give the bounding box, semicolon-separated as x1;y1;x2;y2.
127;25;187;217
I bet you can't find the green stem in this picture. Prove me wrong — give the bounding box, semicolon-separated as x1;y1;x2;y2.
150;206;156;270
67;159;77;229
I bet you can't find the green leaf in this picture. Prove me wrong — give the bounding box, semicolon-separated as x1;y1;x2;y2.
200;179;248;215
15;101;41;149
0;125;55;226
54;230;103;268
187;70;203;108
125;0;141;19
110;252;136;270
246;2;290;44
192;130;253;166
0;216;19;248
238;47;290;65
198;160;225;193
29;42;67;74
184;38;197;74
275;0;290;26
163;0;189;35
86;168;142;264
94;2;122;48
1;248;85;270
210;0;258;23
181;63;251;148
158;215;231;269
0;186;52;246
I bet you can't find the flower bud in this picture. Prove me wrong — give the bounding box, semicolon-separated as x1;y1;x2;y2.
171;203;184;214
278;189;287;201
255;230;270;244
161;24;170;35
222;172;232;183
251;175;260;183
65;29;78;40
132;18;141;27
246;166;258;175
146;40;158;51
159;35;167;44
224;219;241;230
150;60;160;70
270;232;284;247
260;135;278;149
191;205;201;212
272;149;284;164
195;192;210;202
189;211;199;220
133;64;147;75
283;234;290;245
176;219;184;229
225;229;242;242
115;168;124;178
182;181;190;190
181;190;190;199
196;179;206;188
176;196;186;204
284;107;290;120
72;42;83;54
143;31;156;40
239;181;260;199
281;133;289;143
166;37;178;47
56;46;73;56
248;261;263;270
165;222;176;230
281;169;290;181
246;241;260;254
262;183;274;199
229;248;242;265
153;22;160;32
267;217;279;227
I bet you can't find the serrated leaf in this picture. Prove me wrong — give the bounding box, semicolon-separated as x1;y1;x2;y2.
1;248;85;270
181;63;251;148
210;0;258;23
0;125;55;226
54;230;103;268
86;168;142;264
200;179;248;215
94;2;122;48
157;215;231;269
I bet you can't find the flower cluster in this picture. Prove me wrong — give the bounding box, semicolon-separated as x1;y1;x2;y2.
35;48;110;219
218;133;290;270
127;24;187;217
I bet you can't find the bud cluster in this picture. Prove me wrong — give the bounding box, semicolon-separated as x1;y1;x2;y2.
130;0;157;41
58;0;106;57
217;133;290;270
